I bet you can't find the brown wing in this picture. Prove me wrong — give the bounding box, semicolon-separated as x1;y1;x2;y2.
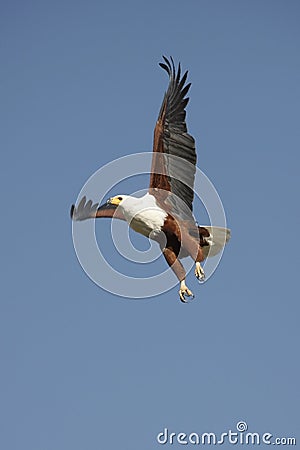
149;56;196;214
70;196;126;221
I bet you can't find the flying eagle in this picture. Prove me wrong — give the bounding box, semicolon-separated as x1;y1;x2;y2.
71;57;230;302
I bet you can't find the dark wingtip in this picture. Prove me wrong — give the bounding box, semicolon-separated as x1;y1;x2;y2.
159;62;169;73
159;56;185;83
70;204;75;219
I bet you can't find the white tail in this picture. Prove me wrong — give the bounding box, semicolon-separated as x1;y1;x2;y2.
202;226;231;258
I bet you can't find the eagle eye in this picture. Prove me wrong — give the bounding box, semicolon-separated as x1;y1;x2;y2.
117;196;123;201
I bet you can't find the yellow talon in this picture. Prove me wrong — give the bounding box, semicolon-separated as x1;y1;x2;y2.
195;262;205;281
179;280;194;303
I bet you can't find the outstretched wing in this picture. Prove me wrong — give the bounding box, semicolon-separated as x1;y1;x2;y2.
149;56;196;214
71;196;126;221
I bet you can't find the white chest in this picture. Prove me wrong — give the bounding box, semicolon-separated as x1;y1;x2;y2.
121;194;167;237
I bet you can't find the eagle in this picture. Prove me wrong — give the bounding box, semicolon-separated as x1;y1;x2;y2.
71;56;230;302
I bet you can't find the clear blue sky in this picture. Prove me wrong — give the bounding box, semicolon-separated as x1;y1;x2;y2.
1;0;299;448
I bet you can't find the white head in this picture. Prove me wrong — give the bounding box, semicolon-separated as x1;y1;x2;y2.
107;195;131;207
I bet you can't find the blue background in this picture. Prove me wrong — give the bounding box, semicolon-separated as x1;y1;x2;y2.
1;0;299;448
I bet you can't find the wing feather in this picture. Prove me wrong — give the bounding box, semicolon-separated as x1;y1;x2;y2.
149;57;196;214
71;197;126;221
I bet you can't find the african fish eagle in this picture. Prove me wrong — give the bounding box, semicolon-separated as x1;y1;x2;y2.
71;56;230;302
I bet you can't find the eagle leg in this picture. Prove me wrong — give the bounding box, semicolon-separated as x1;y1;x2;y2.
181;230;206;282
179;280;194;303
195;261;205;282
162;247;194;303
